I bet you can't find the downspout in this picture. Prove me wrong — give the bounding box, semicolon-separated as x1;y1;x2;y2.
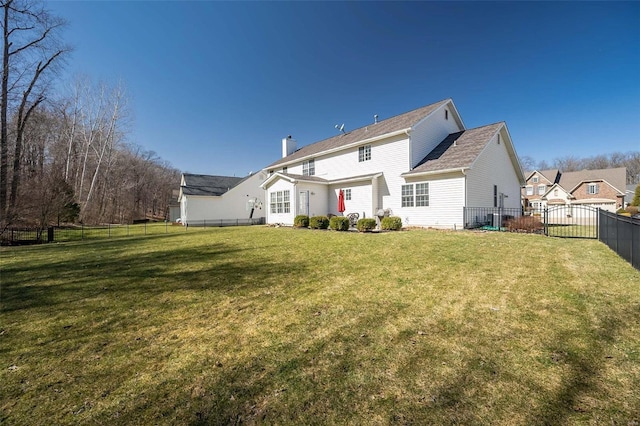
461;168;467;230
405;129;412;169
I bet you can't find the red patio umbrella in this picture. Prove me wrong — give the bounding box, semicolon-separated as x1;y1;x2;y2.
338;189;346;213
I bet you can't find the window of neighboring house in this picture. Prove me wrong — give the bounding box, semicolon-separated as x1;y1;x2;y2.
538;185;546;195
526;186;533;196
358;145;371;162
401;184;414;207
269;190;290;214
587;183;599;194
416;183;429;206
493;185;498;208
282;166;287;174
445;109;448;120
303;159;315;176
554;189;558;196
269;170;274;176
532;176;539;183
344;189;351;201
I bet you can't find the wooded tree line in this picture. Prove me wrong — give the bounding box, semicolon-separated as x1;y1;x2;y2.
1;0;179;228
519;151;640;185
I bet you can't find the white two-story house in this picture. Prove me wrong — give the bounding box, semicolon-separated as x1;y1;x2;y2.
261;98;525;229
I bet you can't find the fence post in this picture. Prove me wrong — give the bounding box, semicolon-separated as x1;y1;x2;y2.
48;227;54;243
108;223;111;238
543;208;548;236
81;224;84;240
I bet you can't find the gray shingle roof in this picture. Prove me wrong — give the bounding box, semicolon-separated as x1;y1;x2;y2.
525;169;560;184
266;99;451;169
559;167;626;194
403;122;503;175
181;174;244;196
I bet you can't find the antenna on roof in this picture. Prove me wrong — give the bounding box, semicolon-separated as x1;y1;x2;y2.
374;114;378;124
335;123;346;134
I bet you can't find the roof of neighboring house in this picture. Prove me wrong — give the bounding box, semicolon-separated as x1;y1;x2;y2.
266;99;452;168
525;169;561;184
403;122;504;175
181;173;244;196
559;167;626;194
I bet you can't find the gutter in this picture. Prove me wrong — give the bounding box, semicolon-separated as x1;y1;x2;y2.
401;167;470;178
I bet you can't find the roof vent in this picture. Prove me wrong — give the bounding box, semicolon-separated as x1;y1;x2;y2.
374;114;378;124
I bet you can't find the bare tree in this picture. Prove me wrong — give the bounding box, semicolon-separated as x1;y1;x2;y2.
1;0;67;225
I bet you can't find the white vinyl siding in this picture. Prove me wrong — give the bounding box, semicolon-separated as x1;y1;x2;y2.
410;103;463;169
465;128;521;210
179;173;266;226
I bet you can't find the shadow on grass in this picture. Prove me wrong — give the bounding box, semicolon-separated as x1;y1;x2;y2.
1;234;295;314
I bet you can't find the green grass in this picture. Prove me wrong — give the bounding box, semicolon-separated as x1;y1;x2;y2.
1;227;639;425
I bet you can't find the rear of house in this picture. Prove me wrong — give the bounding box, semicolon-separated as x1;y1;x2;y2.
261;99;524;229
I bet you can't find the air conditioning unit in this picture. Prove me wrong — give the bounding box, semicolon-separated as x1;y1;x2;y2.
492;213;501;228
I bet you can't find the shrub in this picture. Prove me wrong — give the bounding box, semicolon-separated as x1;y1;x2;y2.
294;215;309;228
309;216;329;229
506;216;543;233
356;218;377;232
626;205;639;215
329;216;350;231
380;216;402;231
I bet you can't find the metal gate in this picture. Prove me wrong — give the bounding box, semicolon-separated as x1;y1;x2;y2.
544;205;599;238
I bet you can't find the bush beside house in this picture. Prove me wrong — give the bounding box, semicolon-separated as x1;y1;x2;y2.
381;216;402;231
294;215;309;228
309;216;329;229
330;216;350;231
356;218;377;232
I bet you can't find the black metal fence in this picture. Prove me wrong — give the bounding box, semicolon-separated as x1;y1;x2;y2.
598;210;639;270
544;205;598;239
463;207;522;230
1;217;266;245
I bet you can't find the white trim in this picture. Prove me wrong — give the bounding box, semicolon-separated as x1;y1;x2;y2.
402;167;468;178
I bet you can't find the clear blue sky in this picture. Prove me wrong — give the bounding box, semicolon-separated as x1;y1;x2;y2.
48;1;639;176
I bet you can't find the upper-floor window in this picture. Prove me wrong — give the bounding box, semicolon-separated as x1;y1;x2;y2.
445;109;449;120
526;186;533;196
554;189;558;196
344;189;351;200
303;159;315;176
538;185;546;195
532;176;539;183
587;183;599;194
358;145;371;162
282;166;287;174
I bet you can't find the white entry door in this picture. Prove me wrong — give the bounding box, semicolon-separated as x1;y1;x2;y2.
299;191;309;216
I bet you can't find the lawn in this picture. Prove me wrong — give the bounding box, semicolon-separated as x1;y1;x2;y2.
1;227;639;425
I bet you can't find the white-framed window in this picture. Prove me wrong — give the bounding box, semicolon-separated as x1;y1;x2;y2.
538;185;546;195
532;176;539;183
282;166;287;173
358;145;371;162
526;186;533;196
401;184;414;207
344;189;351;200
303;159;315;176
416;183;429;206
587;183;599;194
269;190;290;214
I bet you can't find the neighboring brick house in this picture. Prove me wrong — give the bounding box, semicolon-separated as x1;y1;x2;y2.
522;169;560;210
522;167;626;213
